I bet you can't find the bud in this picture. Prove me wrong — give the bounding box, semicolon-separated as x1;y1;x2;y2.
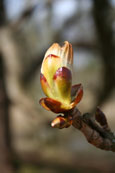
39;41;83;113
51;115;72;129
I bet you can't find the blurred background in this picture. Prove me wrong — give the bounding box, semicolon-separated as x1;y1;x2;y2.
0;0;115;172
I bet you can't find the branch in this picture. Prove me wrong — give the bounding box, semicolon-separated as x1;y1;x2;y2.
51;107;115;152
71;108;115;152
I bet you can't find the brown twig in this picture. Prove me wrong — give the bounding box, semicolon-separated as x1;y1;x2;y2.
71;108;115;152
51;107;115;152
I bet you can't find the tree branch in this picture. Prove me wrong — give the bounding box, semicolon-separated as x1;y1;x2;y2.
52;107;115;152
71;108;115;152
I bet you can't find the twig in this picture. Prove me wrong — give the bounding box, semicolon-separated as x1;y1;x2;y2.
51;107;115;152
71;108;115;152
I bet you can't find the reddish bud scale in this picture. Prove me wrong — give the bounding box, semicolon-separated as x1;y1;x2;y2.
51;115;72;129
44;98;66;113
45;54;59;59
71;84;83;106
40;73;51;97
71;84;82;98
40;73;47;82
53;67;72;81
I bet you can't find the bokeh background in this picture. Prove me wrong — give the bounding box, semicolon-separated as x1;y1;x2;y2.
0;0;115;172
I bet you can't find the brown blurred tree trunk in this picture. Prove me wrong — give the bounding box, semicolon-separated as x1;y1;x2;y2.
0;54;13;173
0;0;13;172
93;0;115;106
